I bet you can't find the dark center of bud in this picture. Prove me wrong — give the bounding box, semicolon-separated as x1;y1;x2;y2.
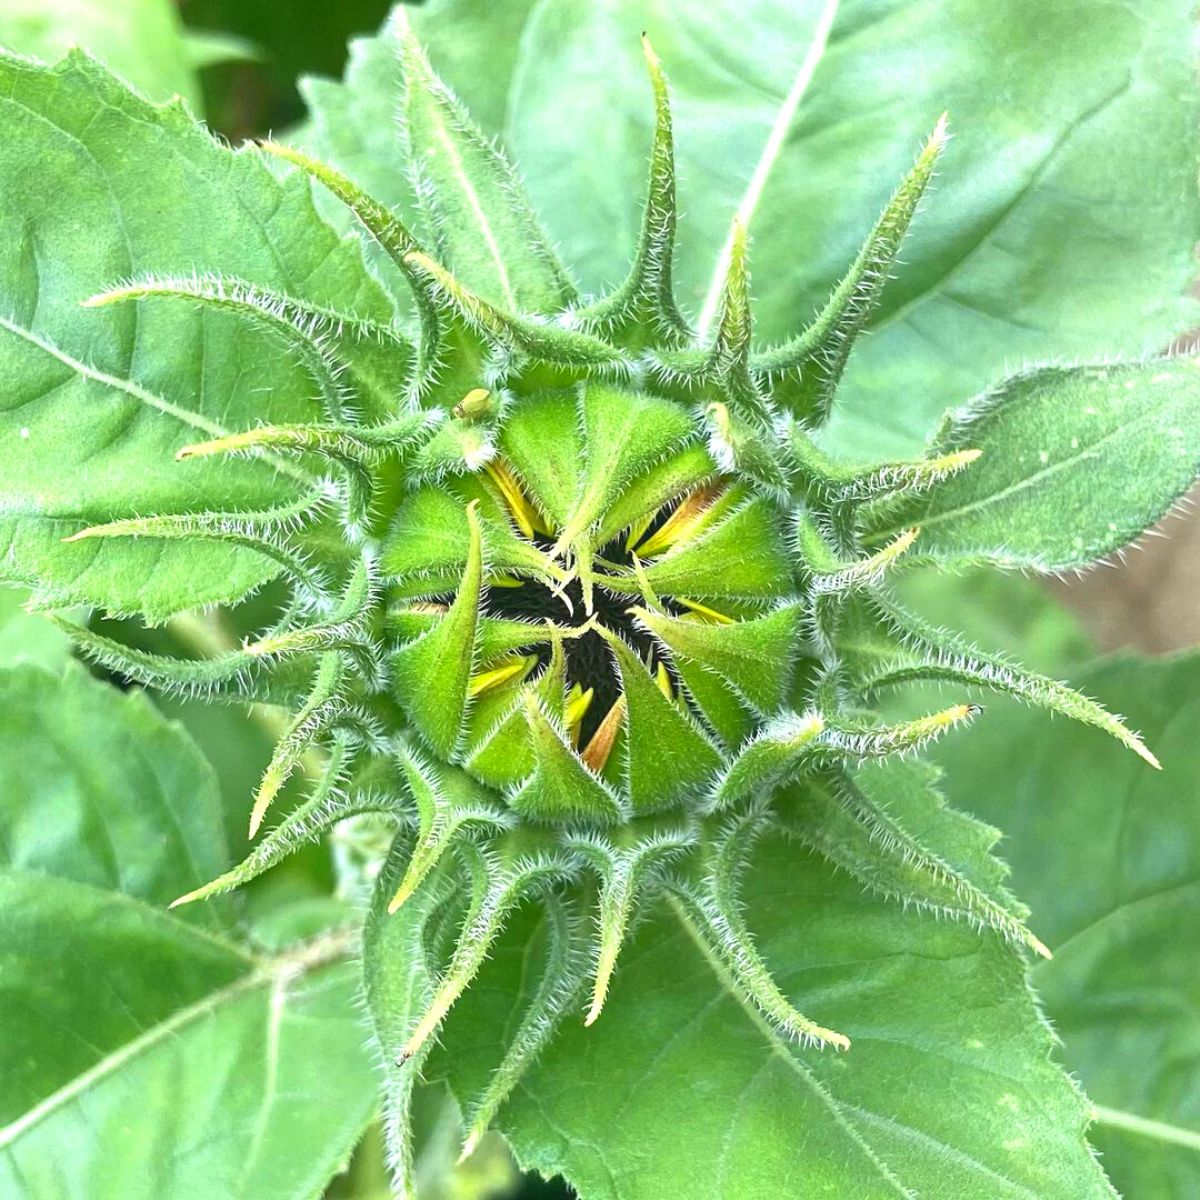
483;528;682;743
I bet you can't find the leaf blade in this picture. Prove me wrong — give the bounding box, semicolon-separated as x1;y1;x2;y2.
441;773;1115;1198
865;359;1200;569
0;50;392;620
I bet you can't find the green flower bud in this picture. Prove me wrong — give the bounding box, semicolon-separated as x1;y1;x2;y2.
56;16;1158;1184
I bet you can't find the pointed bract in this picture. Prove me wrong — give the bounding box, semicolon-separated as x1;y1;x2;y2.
599;626;723;813
577;36;688;346
756;116;947;423
393;8;575;314
509;692;626;825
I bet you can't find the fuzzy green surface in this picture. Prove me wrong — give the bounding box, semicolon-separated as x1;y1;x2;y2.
0;7;1198;1200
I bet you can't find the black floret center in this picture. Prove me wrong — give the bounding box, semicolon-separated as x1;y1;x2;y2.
483;531;682;744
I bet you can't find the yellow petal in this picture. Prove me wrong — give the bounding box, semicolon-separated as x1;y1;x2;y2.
468;655;537;699
565;684;595;746
676;597;734;624
655;662;673;700
634;483;723;558
485;459;552;538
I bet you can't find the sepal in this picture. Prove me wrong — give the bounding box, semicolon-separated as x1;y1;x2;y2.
796;511;919;594
387;744;515;912
394;8;575;314
84;273;414;422
673;813;849;1049
257;139;489;404
49;617;280;701
605;496;794;602
249;651;360;836
575;36;689;347
457;895;588;1161
409;411;496;479
821;703;980;762
393;835;578;1064
651;219;771;422
755;117;946;424
568;821;694;1024
64;496;335;605
508;691;627;825
860;593;1160;767
403;250;627;380
391;500;484;756
633;601;804;714
706;712;825;811
171;737;398;906
775;770;1049;958
598;626;723;813
788;422;982;507
244;557;383;685
704;401;792;499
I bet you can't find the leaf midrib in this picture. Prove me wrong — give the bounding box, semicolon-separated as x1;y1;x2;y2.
694;0;841;341
0;923;354;1150
1091;1104;1200;1154
0;315;316;488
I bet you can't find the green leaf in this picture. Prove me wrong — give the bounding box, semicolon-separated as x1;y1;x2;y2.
182;29;258;72
0;664;379;1200
864;359;1200;570
0;662;234;927
0;874;373;1200
439;762;1115;1199
0;870;249;1126
354;0;1200;455
936;652;1200;1197
0;0;207;110
0;587;70;668
0;51;393;620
